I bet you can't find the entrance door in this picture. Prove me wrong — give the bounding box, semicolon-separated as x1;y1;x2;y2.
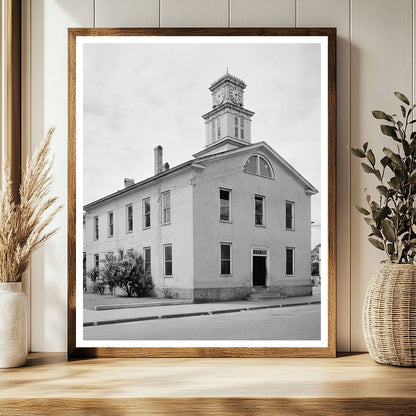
253;255;267;286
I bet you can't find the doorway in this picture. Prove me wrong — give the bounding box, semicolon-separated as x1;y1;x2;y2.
252;248;268;286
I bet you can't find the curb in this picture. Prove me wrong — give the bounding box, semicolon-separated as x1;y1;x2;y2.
84;300;321;327
94;300;193;311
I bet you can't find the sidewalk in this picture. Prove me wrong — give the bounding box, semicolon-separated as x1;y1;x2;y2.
84;288;321;327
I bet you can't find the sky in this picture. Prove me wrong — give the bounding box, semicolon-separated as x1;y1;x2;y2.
82;39;322;247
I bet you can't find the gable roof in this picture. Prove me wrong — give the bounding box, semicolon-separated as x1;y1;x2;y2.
84;141;317;210
195;141;319;194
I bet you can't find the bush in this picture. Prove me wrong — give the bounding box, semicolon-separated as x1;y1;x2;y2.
101;251;154;297
92;280;105;295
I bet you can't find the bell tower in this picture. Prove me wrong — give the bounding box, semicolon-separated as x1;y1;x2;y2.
201;72;255;149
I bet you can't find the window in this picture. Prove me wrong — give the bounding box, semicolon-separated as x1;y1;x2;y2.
219;188;231;222
107;211;114;237
217;117;221;139
126;204;133;233
286;247;295;275
212;119;215;141
93;216;99;240
162;191;171;224
234;116;239;138
286;201;295;230
244;155;273;178
143;198;151;229
255;195;265;226
126;248;133;256
143;247;151;272
164;244;172;277
94;254;99;268
220;243;232;276
119;249;124;259
240;117;244;140
107;251;114;259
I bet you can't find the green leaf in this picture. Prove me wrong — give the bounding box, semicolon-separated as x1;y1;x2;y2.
409;120;416;125
403;140;410;156
387;244;395;255
363;142;369;152
369;237;385;251
364;217;376;226
367;149;375;166
381;125;399;141
380;156;390;167
383;147;402;167
376;206;390;224
382;219;396;242
388;176;401;189
372;110;394;122
374;170;382;181
361;163;374;174
400;105;406;117
409;169;416;182
371;225;383;239
356;206;370;215
376;185;388;196
350;147;366;158
394;92;410;105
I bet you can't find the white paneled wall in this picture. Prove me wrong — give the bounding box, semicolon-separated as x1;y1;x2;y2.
23;0;416;352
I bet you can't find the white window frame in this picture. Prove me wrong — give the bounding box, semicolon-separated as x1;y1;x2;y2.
286;247;295;276
220;243;232;276
93;216;99;240
107;211;114;237
161;191;171;225
142;197;151;229
255;195;266;227
143;246;151;272
286;201;295;231
163;244;173;277
244;154;274;179
219;188;232;223
126;203;133;233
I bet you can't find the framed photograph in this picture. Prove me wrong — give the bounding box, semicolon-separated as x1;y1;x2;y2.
68;28;336;358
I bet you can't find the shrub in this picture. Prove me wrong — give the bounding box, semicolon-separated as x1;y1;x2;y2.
101;251;154;297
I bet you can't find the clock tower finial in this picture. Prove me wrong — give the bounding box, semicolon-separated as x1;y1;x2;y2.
201;72;255;149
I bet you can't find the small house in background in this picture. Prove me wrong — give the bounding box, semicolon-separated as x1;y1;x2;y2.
83;73;318;301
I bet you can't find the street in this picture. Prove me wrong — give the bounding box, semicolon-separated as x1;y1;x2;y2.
84;303;320;340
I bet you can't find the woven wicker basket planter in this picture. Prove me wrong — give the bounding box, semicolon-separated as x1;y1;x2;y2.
363;262;416;367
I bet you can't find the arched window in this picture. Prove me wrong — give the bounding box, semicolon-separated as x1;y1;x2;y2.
244;155;273;178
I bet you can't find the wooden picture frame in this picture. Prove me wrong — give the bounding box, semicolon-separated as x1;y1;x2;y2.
68;28;336;358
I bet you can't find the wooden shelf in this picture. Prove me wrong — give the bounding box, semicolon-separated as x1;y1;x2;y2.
1;352;415;415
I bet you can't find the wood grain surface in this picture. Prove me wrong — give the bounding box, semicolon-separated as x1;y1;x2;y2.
1;353;416;415
67;27;337;359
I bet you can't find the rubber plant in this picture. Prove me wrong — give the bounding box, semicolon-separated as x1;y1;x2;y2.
351;92;416;264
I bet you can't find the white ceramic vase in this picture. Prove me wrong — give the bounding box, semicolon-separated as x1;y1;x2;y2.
0;282;28;368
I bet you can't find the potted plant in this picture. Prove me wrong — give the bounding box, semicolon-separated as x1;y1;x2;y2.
0;128;61;368
351;92;416;367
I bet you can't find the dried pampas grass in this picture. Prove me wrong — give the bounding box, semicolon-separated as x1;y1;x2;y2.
0;128;62;282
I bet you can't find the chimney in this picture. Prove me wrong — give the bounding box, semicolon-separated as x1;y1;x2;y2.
124;178;135;188
154;145;163;175
163;162;170;172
